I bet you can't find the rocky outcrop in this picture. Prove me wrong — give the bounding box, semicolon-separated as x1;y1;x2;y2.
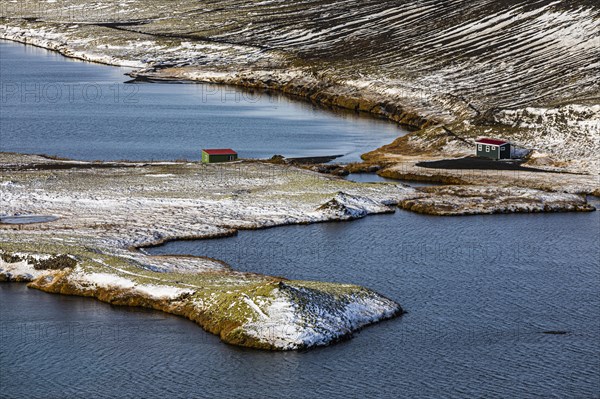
316;192;395;219
399;186;596;216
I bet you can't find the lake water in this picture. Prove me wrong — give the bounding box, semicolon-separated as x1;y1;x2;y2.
345;173;442;186
0;215;59;224
0;40;404;163
3;207;599;398
1;40;599;398
147;207;600;398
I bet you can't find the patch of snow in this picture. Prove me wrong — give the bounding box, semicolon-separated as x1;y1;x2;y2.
243;286;400;349
0;257;43;281
85;272;136;289
135;284;193;299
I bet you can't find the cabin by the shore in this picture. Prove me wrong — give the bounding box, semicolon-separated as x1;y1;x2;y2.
201;149;238;163
476;138;511;160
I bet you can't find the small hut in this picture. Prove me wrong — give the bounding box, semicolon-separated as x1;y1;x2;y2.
201;149;238;163
475;138;511;160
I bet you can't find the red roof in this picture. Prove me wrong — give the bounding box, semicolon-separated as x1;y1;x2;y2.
476;138;509;146
202;148;237;155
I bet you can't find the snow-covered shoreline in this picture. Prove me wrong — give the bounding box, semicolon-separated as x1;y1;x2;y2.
0;154;411;350
0;26;144;67
1;153;594;349
0;253;402;350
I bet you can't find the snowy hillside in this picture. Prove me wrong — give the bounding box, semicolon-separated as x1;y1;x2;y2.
1;0;598;172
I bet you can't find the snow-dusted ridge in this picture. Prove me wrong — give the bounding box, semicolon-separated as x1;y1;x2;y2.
243;283;400;350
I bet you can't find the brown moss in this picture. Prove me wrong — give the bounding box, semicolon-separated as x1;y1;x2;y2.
1;252;24;264
344;162;383;174
1;252;76;270
32;254;77;270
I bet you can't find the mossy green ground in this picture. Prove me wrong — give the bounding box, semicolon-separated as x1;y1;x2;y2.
1;237;393;349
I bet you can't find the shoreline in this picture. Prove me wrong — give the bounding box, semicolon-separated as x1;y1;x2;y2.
0;34;428;126
0;36;425;134
0;34;143;68
2;32;597;188
0;33;431;145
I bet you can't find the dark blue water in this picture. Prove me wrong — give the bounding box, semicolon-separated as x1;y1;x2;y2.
147;207;600;399
346;173;442;186
3;206;598;398
0;40;404;162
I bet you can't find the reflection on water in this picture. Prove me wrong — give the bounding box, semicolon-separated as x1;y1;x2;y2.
0;40;404;163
